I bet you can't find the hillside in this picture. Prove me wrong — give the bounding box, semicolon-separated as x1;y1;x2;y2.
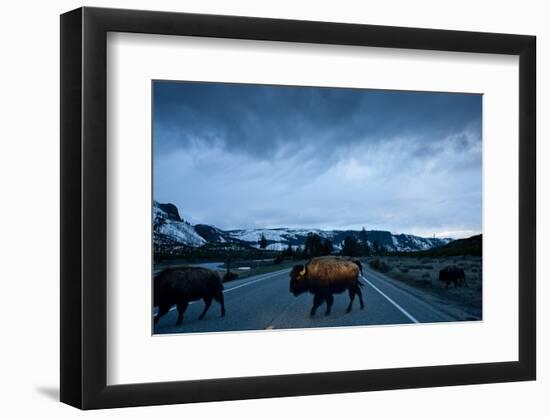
153;201;206;249
402;234;482;257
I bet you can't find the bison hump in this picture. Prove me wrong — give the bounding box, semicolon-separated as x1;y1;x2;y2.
306;257;360;283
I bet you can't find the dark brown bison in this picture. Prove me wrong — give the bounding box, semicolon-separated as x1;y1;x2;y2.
438;265;467;288
290;256;365;317
154;267;225;326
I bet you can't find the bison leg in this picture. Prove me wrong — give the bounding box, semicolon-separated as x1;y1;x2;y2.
346;288;356;313
198;296;213;320
310;293;324;317
356;285;365;310
325;293;334;316
154;304;171;325
213;290;226;317
355;285;365;310
176;301;189;325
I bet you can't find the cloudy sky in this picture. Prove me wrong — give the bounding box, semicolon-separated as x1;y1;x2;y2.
153;81;482;239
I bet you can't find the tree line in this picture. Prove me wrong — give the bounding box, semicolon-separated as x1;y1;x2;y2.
272;228;386;264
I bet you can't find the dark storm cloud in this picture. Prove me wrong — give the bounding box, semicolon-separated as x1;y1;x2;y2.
154;81;480;158
153;81;482;238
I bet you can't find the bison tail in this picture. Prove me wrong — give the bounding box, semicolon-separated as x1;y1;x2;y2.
352;260;363;274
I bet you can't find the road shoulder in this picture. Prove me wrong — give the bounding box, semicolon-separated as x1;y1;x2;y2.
364;266;480;321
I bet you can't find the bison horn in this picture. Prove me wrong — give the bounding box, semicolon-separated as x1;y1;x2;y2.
299;266;306;277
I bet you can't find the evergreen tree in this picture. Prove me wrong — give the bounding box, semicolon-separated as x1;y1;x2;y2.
225;255;232;275
322;239;334;255
259;233;268;250
359;227;368;245
342;235;360;257
284;243;294;257
304;233;323;257
359;227;370;256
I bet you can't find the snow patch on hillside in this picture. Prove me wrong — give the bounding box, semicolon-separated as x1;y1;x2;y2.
153;202;206;247
227;228;334;243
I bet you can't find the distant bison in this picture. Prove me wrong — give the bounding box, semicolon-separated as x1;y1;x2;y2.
154;267;226;326
290;256;365;317
438;265;467;288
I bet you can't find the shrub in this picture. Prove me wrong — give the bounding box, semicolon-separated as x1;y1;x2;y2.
369;258;391;273
417;278;431;286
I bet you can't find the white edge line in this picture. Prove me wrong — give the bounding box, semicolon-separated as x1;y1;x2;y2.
161;269;289;313
361;275;420;324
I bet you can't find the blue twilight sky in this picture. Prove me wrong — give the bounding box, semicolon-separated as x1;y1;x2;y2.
153;81;482;239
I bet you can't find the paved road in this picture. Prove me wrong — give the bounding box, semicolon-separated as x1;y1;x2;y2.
153;266;457;335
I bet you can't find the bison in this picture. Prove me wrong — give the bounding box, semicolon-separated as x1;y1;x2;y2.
438;265;467;288
289;256;365;317
154;267;226;326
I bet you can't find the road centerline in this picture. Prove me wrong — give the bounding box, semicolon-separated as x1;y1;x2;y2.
361;275;420;324
223;268;289;293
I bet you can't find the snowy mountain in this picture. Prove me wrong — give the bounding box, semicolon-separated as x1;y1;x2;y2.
153;201;206;248
226;227;451;252
153;200;451;252
226;228;334;246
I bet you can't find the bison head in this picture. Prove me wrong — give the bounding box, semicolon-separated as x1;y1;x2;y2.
289;264;308;296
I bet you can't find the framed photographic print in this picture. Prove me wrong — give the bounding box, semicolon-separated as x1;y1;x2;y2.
60;6;536;409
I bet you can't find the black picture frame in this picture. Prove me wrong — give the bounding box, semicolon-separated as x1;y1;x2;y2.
60;6;536;410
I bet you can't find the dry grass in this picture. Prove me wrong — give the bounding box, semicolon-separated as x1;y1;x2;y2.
366;255;482;319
